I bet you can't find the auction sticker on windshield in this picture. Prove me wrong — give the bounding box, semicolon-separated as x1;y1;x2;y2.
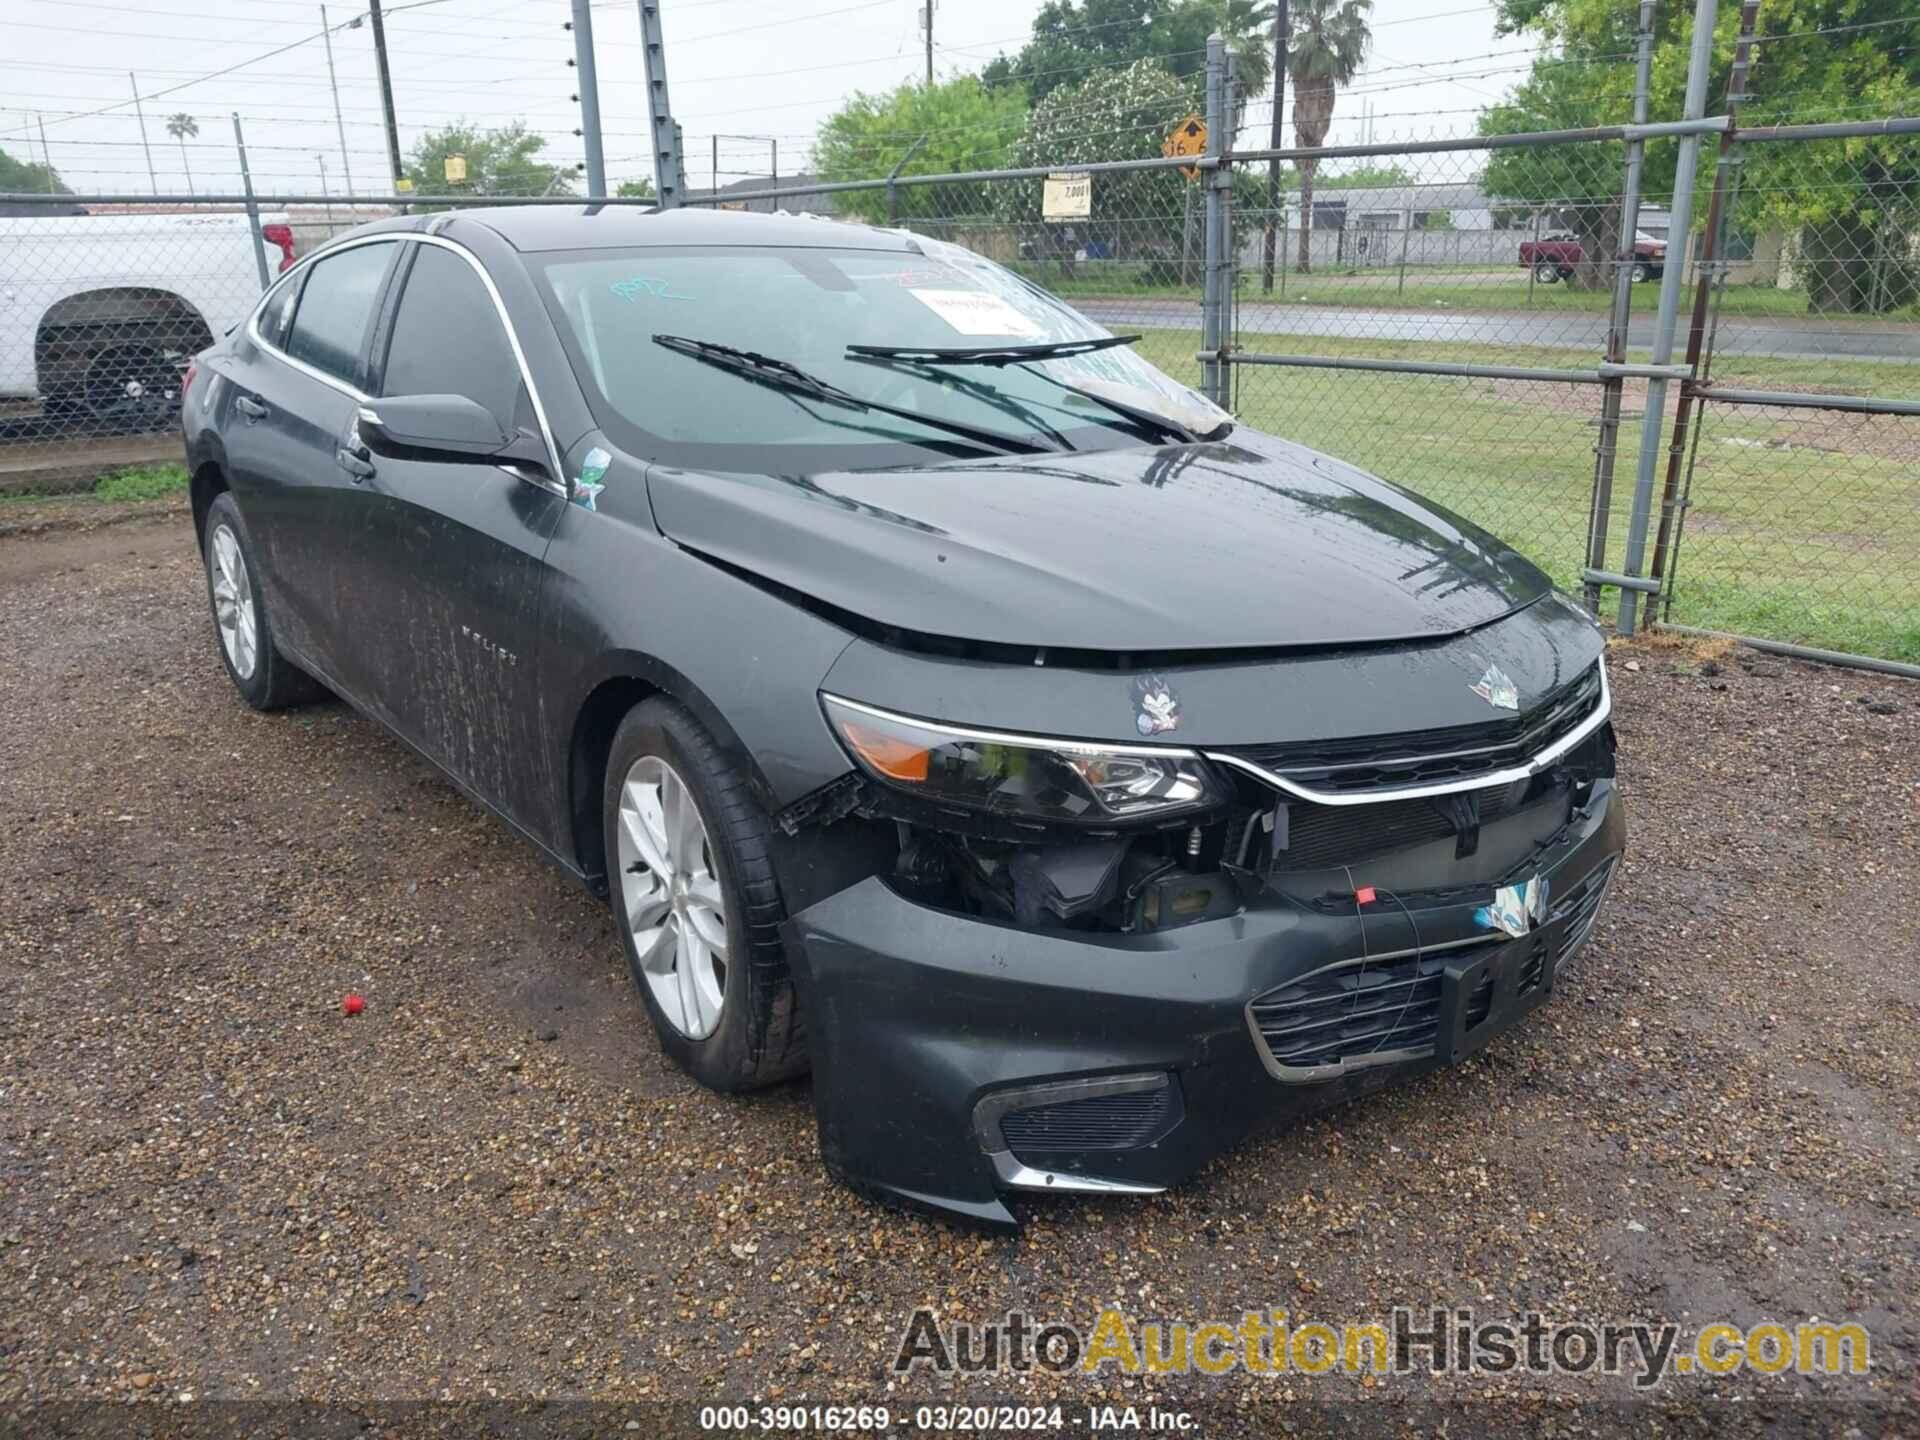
909;287;1044;337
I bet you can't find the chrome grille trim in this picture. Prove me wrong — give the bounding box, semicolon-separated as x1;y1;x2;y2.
1206;663;1611;807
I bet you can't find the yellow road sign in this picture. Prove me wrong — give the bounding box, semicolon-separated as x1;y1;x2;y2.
1164;114;1207;180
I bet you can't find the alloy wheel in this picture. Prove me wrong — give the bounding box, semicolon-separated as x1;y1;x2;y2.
616;755;728;1040
209;524;259;678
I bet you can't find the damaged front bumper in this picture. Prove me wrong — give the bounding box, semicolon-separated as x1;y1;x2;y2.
783;777;1625;1229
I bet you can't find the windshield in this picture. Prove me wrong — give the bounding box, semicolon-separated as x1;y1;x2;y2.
531;238;1229;470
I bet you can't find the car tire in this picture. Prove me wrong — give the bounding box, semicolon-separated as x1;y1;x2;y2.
202;492;325;710
1631;262;1651;284
603;697;808;1092
1532;261;1560;284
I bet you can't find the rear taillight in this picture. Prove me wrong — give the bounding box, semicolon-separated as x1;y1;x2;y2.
262;222;296;273
182;359;198;400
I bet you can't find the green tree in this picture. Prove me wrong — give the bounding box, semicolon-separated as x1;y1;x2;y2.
982;0;1271;114
815;75;1028;224
0;145;67;196
1286;0;1373;273
403;121;573;198
1320;163;1412;189
1486;0;1920;311
1479;60;1628;290
615;177;657;200
165;113;198;197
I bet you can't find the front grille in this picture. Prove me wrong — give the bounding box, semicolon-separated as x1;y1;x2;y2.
999;1086;1175;1153
1248;940;1499;1075
1278;782;1521;870
1248;858;1618;1078
1225;663;1604;795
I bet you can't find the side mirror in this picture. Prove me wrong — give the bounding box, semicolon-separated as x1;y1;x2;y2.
356;395;511;462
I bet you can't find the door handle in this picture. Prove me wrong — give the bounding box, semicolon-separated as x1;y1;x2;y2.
336;446;376;481
235;394;268;421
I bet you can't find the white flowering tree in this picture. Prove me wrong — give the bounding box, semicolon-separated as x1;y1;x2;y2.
992;59;1205;280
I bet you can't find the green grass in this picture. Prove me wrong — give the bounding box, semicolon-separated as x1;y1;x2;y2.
1012;258;1920;323
0;461;191;506
1130;328;1920;664
92;462;190;503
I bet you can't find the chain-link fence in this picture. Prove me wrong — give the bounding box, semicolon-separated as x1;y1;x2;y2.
2;30;1916;669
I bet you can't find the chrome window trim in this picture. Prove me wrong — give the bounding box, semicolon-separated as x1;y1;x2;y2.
1205;663;1612;808
244;231;568;498
823;662;1610;809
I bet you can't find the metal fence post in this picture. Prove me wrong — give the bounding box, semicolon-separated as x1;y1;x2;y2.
232;113;272;293
1643;0;1760;629
1200;32;1231;408
1583;0;1656;613
637;1;682;207
1614;0;1720;634
570;0;608;198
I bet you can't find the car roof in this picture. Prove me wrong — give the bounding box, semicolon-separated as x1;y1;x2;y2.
442;203;923;255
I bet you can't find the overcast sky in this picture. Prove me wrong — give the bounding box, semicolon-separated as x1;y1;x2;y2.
2;0;1532;198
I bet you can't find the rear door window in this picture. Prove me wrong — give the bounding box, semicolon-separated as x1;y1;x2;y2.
284;241;395;387
255;271;301;347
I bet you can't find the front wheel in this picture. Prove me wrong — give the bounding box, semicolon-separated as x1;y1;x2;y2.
1630;262;1651;284
604;697;807;1091
1532;261;1561;284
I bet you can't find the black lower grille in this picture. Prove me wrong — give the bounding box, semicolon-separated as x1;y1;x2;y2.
1555;856;1616;962
1278;782;1521;870
1249;859;1618;1077
999;1086;1174;1153
1249;941;1501;1074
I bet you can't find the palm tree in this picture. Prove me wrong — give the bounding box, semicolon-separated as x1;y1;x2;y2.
165;113;198;196
1287;0;1371;274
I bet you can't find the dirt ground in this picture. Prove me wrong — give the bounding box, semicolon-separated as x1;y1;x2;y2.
1;512;1914;1436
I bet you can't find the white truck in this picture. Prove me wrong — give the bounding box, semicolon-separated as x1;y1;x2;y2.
0;209;295;428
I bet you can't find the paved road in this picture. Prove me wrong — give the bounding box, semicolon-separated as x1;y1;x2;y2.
1080;299;1920;364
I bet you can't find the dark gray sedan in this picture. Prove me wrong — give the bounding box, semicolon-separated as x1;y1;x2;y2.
183;206;1623;1228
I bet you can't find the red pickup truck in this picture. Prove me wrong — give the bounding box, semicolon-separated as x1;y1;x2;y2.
1519;230;1667;283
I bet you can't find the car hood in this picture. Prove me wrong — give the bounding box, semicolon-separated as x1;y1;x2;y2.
646;436;1554;652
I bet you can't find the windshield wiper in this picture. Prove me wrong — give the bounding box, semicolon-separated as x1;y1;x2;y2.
651;334;1052;456
848;334;1225;446
846;334;1141;366
845;355;1078;452
1019;366;1228;446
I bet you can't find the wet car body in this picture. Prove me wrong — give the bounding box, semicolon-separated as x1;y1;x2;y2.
184;206;1623;1228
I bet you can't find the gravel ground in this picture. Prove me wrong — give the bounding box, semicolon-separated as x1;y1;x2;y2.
1;513;1915;1436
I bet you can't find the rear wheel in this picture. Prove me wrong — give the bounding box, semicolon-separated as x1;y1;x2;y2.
1532;261;1561;284
41;323;187;432
604;698;807;1091
1630;262;1652;284
202;492;324;710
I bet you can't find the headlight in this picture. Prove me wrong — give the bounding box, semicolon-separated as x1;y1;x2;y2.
821;694;1224;825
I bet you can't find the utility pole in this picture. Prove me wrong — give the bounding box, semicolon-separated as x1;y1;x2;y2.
569;0;607;197
129;73;159;195
367;0;406;190
318;153;334;223
36;113;56;192
1262;0;1287;292
320;5;357;197
921;0;934;85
